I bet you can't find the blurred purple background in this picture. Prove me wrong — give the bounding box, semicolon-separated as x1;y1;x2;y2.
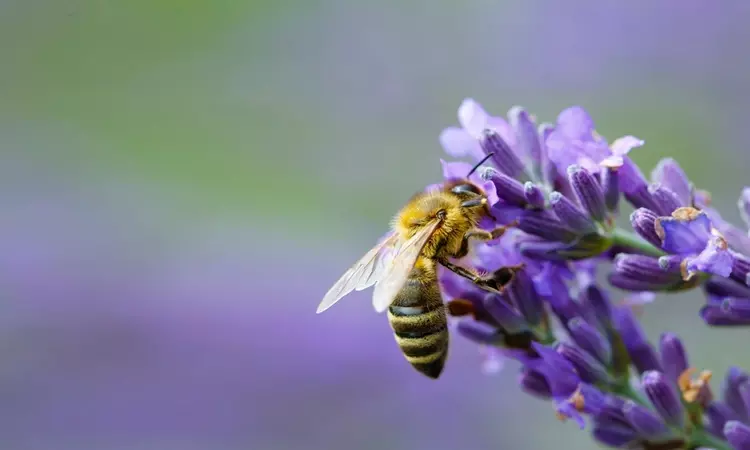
2;1;750;449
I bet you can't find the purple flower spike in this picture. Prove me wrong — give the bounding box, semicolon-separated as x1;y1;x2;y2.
482;294;528;335
601;167;620;212
630;208;662;248
480;167;527;206
507;270;544;326
739;187;750;229
508;106;542;165
480;129;525;179
659;333;689;385
642;371;685;428
568;165;608;223
518;368;552;399
651;158;693;207
725;421;750;450
568;317;611;365
648;183;683;217
549;191;598;235
557;343;611;385
523;182;545;209
613;306;663;374
517;209;577;243
622;400;671;440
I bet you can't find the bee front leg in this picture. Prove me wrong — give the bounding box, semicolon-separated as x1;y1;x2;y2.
454;224;515;258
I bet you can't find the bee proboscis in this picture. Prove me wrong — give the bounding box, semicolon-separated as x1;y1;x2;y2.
316;154;520;379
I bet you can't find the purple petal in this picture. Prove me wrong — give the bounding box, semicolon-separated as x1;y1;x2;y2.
651;158;692;206
610;135;644;156
618;156;649;195
440;159;472;180
656;210;713;255
685;235;734;277
555;106;596;140
438;127;484;161
458;98;490;139
519;368;552;398
555;400;586;429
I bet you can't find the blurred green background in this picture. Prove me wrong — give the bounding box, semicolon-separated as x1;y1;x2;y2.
1;1;749;449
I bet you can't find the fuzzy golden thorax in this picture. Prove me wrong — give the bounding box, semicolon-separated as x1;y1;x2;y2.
393;185;486;260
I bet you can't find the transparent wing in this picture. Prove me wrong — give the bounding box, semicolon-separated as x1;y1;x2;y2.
316;232;399;314
371;220;440;313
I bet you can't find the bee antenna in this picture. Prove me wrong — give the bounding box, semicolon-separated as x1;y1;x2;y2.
467;153;494;177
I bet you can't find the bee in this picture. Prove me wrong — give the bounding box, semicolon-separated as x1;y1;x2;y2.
316;153;520;379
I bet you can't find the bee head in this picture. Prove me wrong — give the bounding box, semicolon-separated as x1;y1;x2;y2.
446;152;494;209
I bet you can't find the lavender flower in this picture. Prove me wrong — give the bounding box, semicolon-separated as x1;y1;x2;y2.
424;99;750;449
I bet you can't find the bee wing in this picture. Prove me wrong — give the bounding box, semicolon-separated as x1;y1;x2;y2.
316;232;400;314
371;219;440;314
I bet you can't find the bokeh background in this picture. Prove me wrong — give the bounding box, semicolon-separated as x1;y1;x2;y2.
2;1;750;449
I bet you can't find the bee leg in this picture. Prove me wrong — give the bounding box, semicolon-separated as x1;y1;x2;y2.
438;259;501;294
439;259;523;295
454;224;516;258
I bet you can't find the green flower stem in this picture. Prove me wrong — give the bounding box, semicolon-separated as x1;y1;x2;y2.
689;429;732;450
611;228;666;258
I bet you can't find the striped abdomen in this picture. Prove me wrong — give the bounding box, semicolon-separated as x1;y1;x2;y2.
387;267;448;379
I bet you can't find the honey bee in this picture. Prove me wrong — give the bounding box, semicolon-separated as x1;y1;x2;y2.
316;154;519;379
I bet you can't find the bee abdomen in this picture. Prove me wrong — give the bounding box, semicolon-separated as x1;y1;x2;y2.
388;303;449;379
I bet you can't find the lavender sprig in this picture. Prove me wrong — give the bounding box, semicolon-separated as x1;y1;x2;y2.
434;99;750;449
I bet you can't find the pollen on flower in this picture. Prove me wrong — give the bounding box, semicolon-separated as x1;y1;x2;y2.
679;259;695;281
555;386;586;422
678;368;713;405
672;207;702;222
711;232;729;251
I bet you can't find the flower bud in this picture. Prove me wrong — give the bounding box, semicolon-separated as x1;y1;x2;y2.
725;421;750;450
568;165;607;222
630;208;662;249
642;371;684;428
568;317;611;365
550;191;597;235
523;182;545;209
659;332;689;384
480;129;524;179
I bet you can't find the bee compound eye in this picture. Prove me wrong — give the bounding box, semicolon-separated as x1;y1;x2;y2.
437;210;447;220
